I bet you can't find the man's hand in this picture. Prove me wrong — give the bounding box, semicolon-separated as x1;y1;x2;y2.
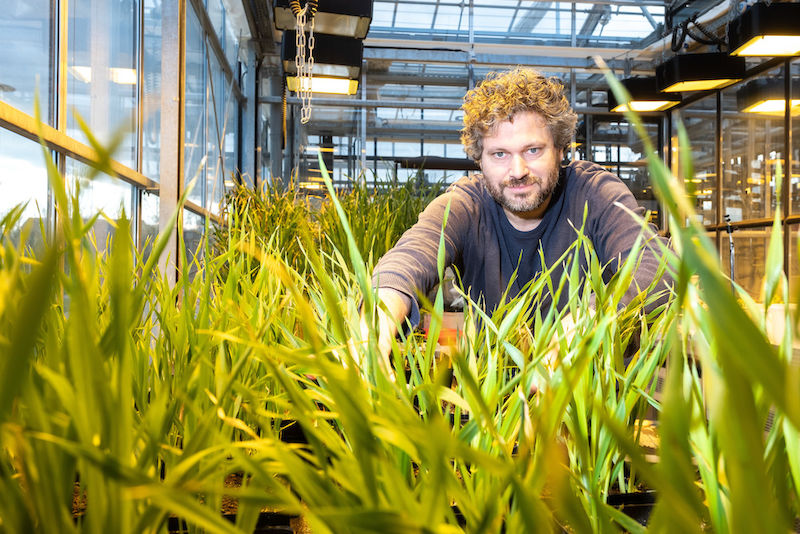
360;288;411;376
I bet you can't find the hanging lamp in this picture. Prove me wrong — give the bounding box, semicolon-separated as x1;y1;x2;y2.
608;77;682;112
729;2;800;57
281;31;363;95
736;78;800;115
273;0;373;39
656;52;746;92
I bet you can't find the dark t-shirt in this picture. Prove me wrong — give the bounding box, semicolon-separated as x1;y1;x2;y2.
373;160;672;325
496;200;546;291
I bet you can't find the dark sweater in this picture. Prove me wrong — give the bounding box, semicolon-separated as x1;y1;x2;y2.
373;160;672;324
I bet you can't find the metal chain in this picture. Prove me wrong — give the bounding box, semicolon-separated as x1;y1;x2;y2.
294;5;316;123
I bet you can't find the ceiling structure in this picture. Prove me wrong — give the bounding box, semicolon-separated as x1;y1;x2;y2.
249;0;734;146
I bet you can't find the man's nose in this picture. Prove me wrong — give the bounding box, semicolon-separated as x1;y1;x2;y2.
509;154;528;179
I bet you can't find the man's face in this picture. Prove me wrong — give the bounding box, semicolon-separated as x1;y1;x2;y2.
479;111;563;229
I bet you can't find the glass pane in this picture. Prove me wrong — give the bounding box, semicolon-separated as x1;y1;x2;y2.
224;12;238;71
140;190;159;260
257;102;270;186
719;226;769;301
207;0;224;45
182;209;204;264
206;54;223;213
0;0;53;120
673;95;717;226
792;59;800;215
722;67;784;223
67;0;139;169
588;117;662;228
142;0;162;181
223;90;238;190
184;5;205;206
0;129;48;251
65;159;133;253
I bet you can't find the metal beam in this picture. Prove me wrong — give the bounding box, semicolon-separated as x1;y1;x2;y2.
511;2;552;33
158;0;185;286
377;87;466;99
363;46;654;74
259;95;462;109
640;6;658;30
0;100;157;191
577;4;612;47
366;30;654;50
187;0;245;103
261;97;666;119
376;0;664;9
185;199;222;225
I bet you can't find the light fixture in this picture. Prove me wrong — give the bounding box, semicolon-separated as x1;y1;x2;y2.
729;2;800;57
286;75;359;95
110;68;137;85
281;31;363;80
736;78;800;116
69;66;93;83
282;31;362;95
67;66;137;85
273;0;373;39
608;77;682;112
656;52;746;92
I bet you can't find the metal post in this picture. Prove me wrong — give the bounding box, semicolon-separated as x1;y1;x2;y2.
283;101;294;183
136;0;145;247
468;0;475;89
784;59;793;275
570;68;577;161
269;70;284;185
715;90;723;256
239;48;257;188
157;0;185;286
90;0;110;141
360;60;367;180
53;0;70;242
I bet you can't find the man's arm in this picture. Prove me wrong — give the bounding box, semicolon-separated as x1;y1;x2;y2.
367;177;479;358
584;167;674;312
371;178;478;326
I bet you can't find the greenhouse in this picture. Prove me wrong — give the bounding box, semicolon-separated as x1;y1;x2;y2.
1;0;799;532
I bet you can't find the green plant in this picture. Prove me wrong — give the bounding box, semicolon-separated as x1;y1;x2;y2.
2;88;799;534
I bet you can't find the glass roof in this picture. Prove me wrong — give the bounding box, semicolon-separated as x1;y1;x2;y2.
292;1;680;147
369;1;664;49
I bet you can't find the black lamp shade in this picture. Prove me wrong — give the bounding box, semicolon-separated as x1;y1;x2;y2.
281;31;363;79
656;52;746;92
607;77;682;112
736;77;800;115
273;0;373;39
729;2;800;56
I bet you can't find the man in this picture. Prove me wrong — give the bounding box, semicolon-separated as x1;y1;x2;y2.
370;67;671;356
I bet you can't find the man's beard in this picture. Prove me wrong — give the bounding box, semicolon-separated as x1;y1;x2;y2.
484;163;560;215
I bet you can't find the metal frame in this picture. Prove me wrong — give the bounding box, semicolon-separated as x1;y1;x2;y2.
0;100;157;191
158;0;186;283
188;0;245;104
666;57;798;280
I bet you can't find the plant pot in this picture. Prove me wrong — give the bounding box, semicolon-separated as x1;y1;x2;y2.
167;511;295;533
607;490;657;526
279;420;308;444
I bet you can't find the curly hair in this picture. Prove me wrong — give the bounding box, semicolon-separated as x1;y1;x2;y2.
460;67;578;162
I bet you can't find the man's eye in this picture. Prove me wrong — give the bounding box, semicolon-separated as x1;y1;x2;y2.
492;152;506;158
527;147;540;155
